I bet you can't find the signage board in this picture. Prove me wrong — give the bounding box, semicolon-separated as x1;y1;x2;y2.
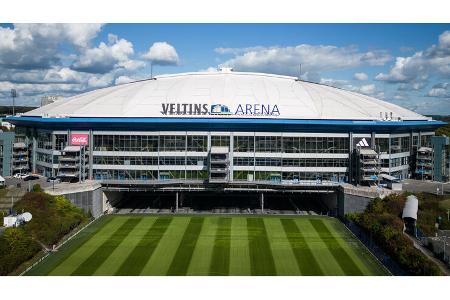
161;103;280;117
71;133;89;145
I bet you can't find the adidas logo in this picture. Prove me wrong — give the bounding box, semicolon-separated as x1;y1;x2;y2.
356;138;370;147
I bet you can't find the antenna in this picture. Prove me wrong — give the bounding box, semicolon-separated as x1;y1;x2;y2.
150;62;153;79
295;64;302;81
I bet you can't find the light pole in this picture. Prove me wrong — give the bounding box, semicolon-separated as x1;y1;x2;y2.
10;89;16;116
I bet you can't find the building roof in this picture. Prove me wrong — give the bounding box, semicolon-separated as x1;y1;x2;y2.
22;70;429;121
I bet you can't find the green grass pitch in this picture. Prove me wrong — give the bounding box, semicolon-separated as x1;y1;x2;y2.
26;215;388;276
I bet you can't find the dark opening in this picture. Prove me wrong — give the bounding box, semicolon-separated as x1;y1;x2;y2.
112;191;336;215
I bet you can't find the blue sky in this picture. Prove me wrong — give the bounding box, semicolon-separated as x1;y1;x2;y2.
0;23;449;114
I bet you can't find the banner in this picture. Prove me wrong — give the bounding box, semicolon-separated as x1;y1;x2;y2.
71;133;89;145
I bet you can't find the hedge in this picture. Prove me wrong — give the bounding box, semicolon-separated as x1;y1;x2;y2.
0;192;88;275
348;193;443;276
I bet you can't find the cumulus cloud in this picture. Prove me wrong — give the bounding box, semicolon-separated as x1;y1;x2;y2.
142;42;179;66
353;72;368;81
359;84;376;95
72;34;136;73
114;75;147;85
0;24;103;70
320;78;383;98
426;83;450;98
217;44;391;77
375;30;450;84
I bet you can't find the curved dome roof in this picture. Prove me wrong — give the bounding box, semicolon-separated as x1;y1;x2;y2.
24;70;428;121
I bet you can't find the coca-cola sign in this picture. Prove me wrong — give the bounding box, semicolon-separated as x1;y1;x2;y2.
71;133;89;145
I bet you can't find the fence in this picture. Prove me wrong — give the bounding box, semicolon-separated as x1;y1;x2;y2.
339;217;409;276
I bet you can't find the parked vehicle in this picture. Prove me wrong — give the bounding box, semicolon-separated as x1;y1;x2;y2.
47;177;61;184
23;175;39;181
13;173;28;179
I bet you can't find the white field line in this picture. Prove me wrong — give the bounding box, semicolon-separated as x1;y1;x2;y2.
19;216;104;276
339;220;392;276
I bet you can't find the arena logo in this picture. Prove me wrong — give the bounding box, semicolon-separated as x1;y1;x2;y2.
161;103;209;115
235;104;280;116
161;103;280;116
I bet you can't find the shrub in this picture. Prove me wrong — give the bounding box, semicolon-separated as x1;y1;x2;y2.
0;227;41;275
347;192;443;276
32;184;42;192
0;192;88;275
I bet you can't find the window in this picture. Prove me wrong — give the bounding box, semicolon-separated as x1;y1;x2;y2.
233;157;254;166
211;136;230;147
255;136;281;152
187;136;207;152
55;134;67;150
160;136;186;152
234;136;254;152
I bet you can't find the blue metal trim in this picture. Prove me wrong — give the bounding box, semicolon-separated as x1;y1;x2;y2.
5;116;446;133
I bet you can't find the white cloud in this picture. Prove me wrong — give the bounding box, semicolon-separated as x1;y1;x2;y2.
438;31;450;49
426;83;449;98
114;75;146;85
72;34;135;73
0;24;103;69
353;72;368;81
360;50;392;66
375;30;450;84
43;67;87;83
359;84;376;95
217;44;391;77
142;42;179;66
87;73;115;88
320;77;384;98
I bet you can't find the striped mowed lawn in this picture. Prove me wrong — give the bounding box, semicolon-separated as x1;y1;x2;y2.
26;215;388;276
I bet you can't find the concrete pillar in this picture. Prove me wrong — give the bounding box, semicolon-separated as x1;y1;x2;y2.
229;132;234;181
349;132;353;184
32;136;37;174
260;193;264;213
89;129;93;180
371;132;376;150
175;192;179;213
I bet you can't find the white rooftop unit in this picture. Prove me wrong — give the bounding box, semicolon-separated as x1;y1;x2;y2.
402;195;418;220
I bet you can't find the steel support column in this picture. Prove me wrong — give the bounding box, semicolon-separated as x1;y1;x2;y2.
260;192;264;213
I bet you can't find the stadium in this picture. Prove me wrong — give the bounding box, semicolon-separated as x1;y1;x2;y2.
6;67;444;186
5;68;447;276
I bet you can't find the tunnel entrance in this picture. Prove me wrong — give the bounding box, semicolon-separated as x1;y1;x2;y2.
110;191;338;216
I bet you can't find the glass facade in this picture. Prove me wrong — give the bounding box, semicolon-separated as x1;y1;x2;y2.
25;129;434;184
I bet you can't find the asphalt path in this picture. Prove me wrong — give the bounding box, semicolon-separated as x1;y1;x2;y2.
402;179;450;195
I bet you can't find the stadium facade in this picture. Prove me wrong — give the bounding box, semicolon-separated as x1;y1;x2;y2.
6;69;446;190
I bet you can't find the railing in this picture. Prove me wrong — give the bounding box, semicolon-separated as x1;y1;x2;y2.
340;218;408;275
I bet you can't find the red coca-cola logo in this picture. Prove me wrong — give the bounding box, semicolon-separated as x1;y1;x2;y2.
71;134;89;145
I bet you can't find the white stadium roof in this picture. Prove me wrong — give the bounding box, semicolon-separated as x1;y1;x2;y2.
24;70;428;121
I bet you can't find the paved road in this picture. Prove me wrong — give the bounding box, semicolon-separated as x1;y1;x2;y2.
4;176;52;192
402;179;450;195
